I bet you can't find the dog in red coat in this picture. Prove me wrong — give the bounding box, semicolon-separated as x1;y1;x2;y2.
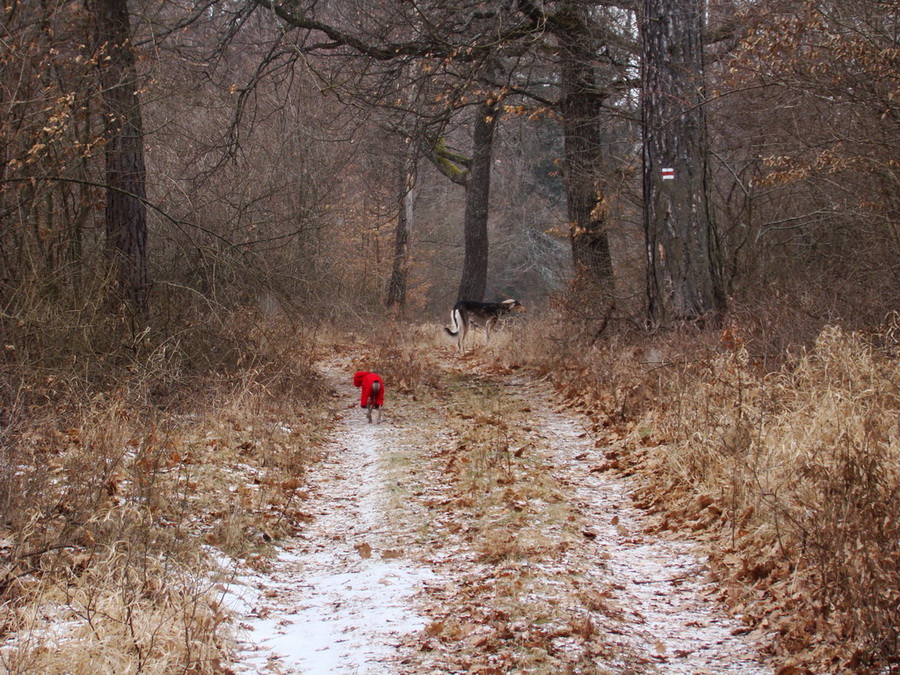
353;371;384;423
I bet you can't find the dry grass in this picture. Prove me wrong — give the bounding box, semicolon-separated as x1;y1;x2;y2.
0;308;331;673
3;290;897;672
643;323;900;670
340;319;446;398
1;543;229;674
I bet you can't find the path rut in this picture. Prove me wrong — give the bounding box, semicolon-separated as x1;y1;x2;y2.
224;363;435;673
526;387;767;673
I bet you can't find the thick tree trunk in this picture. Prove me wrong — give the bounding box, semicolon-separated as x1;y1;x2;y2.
90;0;149;320
559;48;614;293
386;142;416;310
642;0;725;326
456;100;498;302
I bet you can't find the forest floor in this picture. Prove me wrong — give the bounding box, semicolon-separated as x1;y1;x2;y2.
223;342;774;674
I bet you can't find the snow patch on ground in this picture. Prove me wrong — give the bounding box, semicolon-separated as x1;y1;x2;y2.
536;409;768;673
224;374;436;674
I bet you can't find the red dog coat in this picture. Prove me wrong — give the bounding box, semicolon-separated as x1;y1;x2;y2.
353;371;384;408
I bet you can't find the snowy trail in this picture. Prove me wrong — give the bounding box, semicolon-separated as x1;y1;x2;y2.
222;355;770;673
530;396;768;673
224;367;435;674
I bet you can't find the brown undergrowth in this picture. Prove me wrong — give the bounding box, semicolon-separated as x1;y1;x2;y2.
0;310;332;673
3;303;897;672
508;312;900;673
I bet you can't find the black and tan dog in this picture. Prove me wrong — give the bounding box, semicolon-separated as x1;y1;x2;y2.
445;299;525;352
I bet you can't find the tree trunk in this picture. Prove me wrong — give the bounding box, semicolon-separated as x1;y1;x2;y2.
90;0;149;320
558;28;615;294
641;0;725;326
386;140;416;310
456;100;498;302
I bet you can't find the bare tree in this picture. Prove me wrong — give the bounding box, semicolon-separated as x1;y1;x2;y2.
516;0;621;297
0;2;105;312
458;100;500;302
424;101;501;302
386;136;417;310
245;1;534;305
89;0;150;320
708;0;899;333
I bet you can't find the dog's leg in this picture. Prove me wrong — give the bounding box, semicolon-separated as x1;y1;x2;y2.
368;381;382;423
460;310;469;352
455;309;465;352
446;308;461;350
485;316;498;347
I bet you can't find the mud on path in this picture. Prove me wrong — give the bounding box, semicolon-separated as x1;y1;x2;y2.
225;349;772;674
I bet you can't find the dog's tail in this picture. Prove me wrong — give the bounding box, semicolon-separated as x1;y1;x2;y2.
445;307;462;336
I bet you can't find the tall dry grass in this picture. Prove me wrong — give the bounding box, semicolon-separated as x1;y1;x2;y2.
348;319;446;395
0;299;330;672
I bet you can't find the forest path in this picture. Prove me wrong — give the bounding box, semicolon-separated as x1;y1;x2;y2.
224;353;436;673
225;346;771;673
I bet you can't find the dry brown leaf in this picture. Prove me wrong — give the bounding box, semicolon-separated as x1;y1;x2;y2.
424;621;444;637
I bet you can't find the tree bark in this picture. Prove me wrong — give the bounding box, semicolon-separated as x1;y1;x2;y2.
558;34;614;293
456;100;499;303
642;0;725;326
90;0;149;320
517;0;616;296
386;139;416;310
